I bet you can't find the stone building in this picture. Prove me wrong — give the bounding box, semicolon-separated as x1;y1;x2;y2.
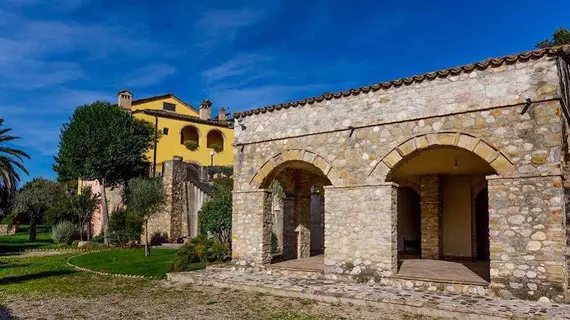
231;46;570;302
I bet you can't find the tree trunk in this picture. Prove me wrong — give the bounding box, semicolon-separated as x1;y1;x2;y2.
87;216;92;241
29;214;37;241
145;220;150;256
99;178;110;245
79;217;84;241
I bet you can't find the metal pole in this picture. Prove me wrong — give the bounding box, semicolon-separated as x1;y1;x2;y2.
152;115;158;177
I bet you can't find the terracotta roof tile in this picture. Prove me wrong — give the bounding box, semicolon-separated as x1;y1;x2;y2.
134;109;231;128
234;45;570;119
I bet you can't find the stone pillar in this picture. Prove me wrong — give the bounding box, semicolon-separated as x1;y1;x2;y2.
147;157;185;242
488;176;567;303
420;175;441;260
295;196;311;259
232;190;272;266
282;196;296;259
165;157;186;242
324;184;398;279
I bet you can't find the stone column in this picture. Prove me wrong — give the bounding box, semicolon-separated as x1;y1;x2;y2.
282;196;296;259
324;184;398;279
148;156;185;242
295;196;311;259
232;190;273;266
420;175;441;260
488;176;567;303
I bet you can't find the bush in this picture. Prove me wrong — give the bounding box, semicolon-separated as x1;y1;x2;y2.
0;212;16;226
91;234;104;243
108;209;143;247
169;235;229;272
184;140;199;151
199;181;232;249
150;232;168;246
51;221;79;244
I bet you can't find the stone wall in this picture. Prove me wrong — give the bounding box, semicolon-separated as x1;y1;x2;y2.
488;176;567;302
324;184;397;278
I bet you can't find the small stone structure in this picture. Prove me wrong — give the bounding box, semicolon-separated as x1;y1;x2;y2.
145;157;213;241
231;46;570;302
86;158;212;242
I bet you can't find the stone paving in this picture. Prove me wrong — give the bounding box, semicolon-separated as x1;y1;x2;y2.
167;267;570;319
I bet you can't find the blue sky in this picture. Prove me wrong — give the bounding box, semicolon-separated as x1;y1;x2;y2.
0;0;568;183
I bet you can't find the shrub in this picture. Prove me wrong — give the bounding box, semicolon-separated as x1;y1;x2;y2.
199;181;232;249
169;235;229;272
184;140;199;151
150;232;168;246
0;212;16;226
91;234;104;243
108;209;143;248
51;221;79;244
270;232;279;255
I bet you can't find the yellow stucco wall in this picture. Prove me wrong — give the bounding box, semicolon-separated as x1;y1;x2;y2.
131;96;234;168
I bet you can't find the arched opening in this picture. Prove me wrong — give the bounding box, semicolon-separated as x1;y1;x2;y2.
389;145;494;283
180;126;200;146
261;160;331;266
206;130;224;151
397;187;421;259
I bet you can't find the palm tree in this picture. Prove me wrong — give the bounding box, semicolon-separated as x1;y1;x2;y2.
0;118;30;191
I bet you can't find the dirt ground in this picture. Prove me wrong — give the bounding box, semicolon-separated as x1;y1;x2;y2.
2;280;439;320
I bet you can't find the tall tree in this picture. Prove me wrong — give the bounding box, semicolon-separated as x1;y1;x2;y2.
54;101;154;244
536;27;570;48
126;177;165;256
70;187;99;241
0;118;30;213
14;178;65;241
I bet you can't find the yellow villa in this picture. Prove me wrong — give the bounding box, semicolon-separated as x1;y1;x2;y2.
117;90;234;175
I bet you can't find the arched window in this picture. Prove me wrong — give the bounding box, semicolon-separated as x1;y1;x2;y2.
206;130;224;151
180;126;200;146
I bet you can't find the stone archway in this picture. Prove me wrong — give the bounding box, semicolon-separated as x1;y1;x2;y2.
250;149;342;188
369;132;515;178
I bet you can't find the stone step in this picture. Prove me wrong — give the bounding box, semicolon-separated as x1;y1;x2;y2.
167;268;570;320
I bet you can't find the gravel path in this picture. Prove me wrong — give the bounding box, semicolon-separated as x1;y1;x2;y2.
2;280;439;320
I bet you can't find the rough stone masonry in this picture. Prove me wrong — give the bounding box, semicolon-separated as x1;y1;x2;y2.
231;46;570;303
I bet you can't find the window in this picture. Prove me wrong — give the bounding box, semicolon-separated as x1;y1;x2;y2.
162;128;169;135
181;126;200;146
163;102;176;112
206;130;224;151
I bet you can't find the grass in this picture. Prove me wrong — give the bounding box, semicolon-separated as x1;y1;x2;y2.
0;225;61;253
69;248;187;277
0;253;151;297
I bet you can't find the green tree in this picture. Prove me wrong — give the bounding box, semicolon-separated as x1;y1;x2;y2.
126;177;165;256
70;187;98;241
536;27;570;48
199;181;232;249
0;118;30;215
54;101;154;244
14;178;65;241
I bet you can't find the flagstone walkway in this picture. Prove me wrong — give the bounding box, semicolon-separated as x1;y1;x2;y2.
168;266;570;319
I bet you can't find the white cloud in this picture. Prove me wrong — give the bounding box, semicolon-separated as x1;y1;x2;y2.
124;63;178;88
200;53;273;84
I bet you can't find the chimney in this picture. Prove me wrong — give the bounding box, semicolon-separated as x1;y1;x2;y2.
118;90;133;111
199;99;212;120
218;107;226;120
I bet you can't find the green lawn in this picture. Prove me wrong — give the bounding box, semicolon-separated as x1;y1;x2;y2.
0;253;149;297
0;225;59;253
69;248;191;277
